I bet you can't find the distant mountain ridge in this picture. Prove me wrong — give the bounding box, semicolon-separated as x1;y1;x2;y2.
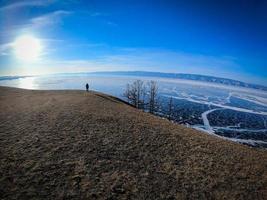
89;71;267;91
0;76;28;81
1;71;266;91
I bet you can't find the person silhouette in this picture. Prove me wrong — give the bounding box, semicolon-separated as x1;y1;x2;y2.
86;83;89;92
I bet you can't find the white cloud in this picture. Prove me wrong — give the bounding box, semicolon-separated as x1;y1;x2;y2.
0;0;54;12
2;44;264;84
106;21;118;27
30;10;72;28
0;9;72;39
94;49;241;76
23;48;241;78
0;43;13;56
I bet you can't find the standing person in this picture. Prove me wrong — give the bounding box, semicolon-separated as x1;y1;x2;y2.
86;83;89;92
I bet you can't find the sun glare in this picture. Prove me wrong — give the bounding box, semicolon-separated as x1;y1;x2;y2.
13;35;42;62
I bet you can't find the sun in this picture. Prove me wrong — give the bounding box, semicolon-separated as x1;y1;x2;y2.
13;35;42;62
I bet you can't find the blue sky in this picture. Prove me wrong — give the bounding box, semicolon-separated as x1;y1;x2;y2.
0;0;266;85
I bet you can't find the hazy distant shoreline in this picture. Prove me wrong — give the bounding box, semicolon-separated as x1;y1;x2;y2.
1;71;266;91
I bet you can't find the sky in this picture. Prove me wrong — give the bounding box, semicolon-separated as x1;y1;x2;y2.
0;0;266;85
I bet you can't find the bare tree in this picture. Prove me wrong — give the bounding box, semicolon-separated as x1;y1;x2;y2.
147;80;158;114
123;80;146;109
167;97;174;120
123;83;136;106
135;80;146;109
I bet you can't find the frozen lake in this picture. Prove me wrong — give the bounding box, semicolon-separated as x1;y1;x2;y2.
1;74;267;147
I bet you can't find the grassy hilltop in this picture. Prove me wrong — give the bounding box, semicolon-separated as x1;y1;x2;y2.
0;87;266;199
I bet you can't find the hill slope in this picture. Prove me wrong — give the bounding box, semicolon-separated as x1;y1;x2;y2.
0;87;266;199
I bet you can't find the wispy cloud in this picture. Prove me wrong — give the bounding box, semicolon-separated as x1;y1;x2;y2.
3;46;266;84
26;48;241;78
76;10;117;27
0;9;72;38
77;10;108;17
0;43;13;56
0;0;54;12
0;9;71;56
106;21;118;27
94;48;241;76
30;10;72;28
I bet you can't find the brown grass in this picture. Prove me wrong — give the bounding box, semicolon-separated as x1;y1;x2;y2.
0;86;266;199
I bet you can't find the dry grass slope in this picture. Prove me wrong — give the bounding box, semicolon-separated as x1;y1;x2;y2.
0;87;266;199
